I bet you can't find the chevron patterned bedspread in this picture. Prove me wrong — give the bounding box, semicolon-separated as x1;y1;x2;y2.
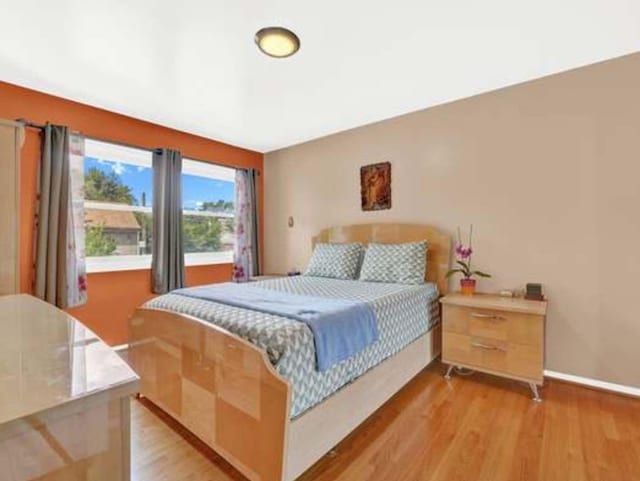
146;276;440;418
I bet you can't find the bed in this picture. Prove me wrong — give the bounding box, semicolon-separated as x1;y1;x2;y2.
128;223;451;481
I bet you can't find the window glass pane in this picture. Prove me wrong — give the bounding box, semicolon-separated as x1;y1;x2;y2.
83;140;153;265
82;144;234;271
182;160;235;261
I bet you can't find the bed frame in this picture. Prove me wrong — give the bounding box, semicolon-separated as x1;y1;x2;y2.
128;223;451;481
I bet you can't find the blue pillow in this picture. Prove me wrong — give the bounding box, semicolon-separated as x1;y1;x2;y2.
304;243;363;280
359;241;427;284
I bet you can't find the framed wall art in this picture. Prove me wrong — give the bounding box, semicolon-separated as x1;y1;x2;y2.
360;162;391;211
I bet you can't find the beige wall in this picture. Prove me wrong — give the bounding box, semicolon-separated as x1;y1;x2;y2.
264;53;640;388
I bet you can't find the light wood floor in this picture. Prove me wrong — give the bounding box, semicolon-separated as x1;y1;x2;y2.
131;362;640;481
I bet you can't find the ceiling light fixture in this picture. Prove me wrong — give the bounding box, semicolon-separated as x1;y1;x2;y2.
255;27;300;58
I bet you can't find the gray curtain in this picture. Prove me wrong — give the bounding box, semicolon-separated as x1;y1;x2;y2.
35;125;71;307
151;148;185;293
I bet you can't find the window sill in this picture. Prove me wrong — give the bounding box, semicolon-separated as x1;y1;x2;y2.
86;252;233;273
86;255;151;273
185;251;234;267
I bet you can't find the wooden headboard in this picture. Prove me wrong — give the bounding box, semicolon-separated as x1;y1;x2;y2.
312;223;452;294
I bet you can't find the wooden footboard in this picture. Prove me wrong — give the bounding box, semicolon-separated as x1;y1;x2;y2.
128;307;290;481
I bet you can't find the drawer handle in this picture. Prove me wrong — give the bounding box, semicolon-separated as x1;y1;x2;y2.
471;312;505;321
471;341;507;352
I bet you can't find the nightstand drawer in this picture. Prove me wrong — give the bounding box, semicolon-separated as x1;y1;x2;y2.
442;332;543;382
442;305;543;347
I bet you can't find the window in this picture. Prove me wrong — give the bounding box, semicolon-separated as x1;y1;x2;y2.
83;139;236;273
182;159;236;266
84;139;153;273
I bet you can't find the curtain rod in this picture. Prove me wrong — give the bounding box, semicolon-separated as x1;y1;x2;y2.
16;118;46;130
15;118;259;174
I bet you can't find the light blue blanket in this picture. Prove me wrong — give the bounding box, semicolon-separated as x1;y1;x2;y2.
173;283;379;372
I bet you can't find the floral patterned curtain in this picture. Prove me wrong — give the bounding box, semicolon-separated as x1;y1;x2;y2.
34;125;87;308
232;169;260;282
67;133;88;306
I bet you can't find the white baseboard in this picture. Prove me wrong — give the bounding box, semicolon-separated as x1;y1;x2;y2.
544;370;640;397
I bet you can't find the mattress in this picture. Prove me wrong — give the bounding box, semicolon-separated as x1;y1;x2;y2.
146;276;440;418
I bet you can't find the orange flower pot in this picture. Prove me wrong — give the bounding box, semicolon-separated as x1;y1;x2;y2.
460;278;476;296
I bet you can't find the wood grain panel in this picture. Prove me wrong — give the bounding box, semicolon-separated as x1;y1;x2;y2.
443;304;544;346
443;332;543;382
312;223;451;294
128;308;290;481
130;362;640;481
441;294;546;386
286;328;440;480
440;292;547;315
129;223;449;480
0;398;131;481
0;119;23;295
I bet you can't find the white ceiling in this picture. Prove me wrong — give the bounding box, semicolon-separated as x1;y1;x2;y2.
0;1;639;153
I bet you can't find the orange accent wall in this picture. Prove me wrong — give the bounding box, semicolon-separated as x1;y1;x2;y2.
0;81;263;345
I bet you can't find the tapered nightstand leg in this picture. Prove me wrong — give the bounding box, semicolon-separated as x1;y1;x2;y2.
529;383;542;402
444;365;454;380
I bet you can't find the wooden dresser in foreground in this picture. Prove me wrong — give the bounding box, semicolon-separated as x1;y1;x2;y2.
0;295;139;480
440;293;547;400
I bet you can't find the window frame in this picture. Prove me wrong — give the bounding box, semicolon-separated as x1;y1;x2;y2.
85;201;153;272
181;157;236;266
83;140;236;273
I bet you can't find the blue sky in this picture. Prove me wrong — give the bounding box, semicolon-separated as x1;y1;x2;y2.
85;157;235;210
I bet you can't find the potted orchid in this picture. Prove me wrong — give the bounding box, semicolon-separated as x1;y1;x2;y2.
446;225;491;295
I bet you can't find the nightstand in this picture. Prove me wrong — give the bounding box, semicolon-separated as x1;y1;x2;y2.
440;293;547;401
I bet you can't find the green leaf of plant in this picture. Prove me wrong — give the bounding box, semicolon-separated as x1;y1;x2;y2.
455;261;471;276
445;269;463;278
473;270;492;278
